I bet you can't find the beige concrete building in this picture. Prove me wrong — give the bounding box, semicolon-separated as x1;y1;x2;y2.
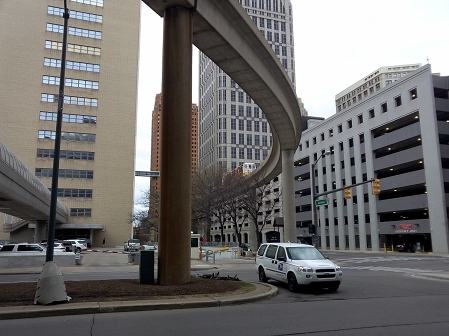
0;0;140;247
335;63;421;113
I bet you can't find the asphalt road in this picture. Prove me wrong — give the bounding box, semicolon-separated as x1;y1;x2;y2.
2;251;449;335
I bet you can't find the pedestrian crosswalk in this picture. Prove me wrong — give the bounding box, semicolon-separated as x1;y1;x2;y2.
333;256;443;274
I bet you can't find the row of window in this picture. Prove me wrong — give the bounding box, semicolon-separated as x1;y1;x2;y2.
70;0;103;7
44;57;100;72
46;40;101;56
220;104;262;118
241;0;286;13
219;118;268;132
70;208;92;217
40;112;97;124
37;148;95;160
50;188;92;198
43;76;99;90
38;130;96;143
36;168;94;179
46;23;102;39
223;133;270;146
302;88;419;150
41;93;98;107
225;147;269;160
48;6;103;23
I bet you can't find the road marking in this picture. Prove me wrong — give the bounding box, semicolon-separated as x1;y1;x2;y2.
344;266;443;274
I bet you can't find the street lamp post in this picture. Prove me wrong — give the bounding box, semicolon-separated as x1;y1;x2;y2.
310;151;330;248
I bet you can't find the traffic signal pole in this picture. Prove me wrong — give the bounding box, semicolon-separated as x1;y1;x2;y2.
315;178;376;199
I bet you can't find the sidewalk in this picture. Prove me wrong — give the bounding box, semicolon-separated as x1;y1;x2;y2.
0;248;277;320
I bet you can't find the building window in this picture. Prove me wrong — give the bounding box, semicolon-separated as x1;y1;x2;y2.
231;133;236;144
231;104;236;115
239;106;244;116
312;137;316;145
262;149;268;160
37;148;94;160
262;121;267;132
347;119;352;129
41;94;98;107
231;91;236;102
246;106;252;116
338;124;342;133
254;107;260;118
255;149;260;160
239;133;244;144
47;23;102;39
239;148;245;159
255;135;260;146
395;95;402;107
238;92;244;102
254;121;260;132
381;102;388;113
231;147;236;158
306;140;309;148
247;134;252;145
329;129;333;137
70;0;104;7
349;138;354;148
46;40;101;56
38;130;96;142
239;120;244;130
320;133;325;141
36;168;93;179
43;76;99;89
247;148;252;160
369;108;375;119
70;208;92;217
262;135;268;146
247;120;252;131
231;119;236;130
48;6;103;23
410;88;418;100
52;188;93;198
359;133;365;144
358;114;363;124
44;58;100;72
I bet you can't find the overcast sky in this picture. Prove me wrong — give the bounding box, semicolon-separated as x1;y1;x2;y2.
134;0;449;205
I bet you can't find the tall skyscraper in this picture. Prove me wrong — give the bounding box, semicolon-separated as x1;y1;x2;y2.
0;0;140;247
198;0;306;172
149;93;199;241
150;93;199;194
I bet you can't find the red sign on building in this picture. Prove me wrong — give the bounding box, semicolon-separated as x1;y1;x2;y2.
399;224;413;230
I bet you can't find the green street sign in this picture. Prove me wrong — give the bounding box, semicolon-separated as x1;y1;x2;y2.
315;198;328;206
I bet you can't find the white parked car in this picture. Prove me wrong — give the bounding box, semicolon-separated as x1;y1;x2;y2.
255;242;343;292
0;243;45;253
61;239;87;252
45;242;66;253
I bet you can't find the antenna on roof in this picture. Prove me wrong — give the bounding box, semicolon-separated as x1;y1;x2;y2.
427;56;429;64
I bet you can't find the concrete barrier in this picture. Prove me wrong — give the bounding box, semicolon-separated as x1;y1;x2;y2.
0;252;77;267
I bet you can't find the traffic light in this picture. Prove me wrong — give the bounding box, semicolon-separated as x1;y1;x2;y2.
344;186;351;199
372;179;380;195
308;223;316;234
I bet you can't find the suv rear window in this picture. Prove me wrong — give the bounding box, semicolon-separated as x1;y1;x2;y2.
0;245;14;251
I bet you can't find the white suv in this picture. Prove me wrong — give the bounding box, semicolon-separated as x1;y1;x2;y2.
255;242;343;292
62;239;87;252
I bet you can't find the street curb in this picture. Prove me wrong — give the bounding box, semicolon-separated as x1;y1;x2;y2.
0;282;277;320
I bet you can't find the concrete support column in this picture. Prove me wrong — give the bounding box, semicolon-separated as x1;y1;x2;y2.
34;220;47;243
158;6;192;285
282;149;296;243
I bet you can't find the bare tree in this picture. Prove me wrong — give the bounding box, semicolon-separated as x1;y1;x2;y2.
239;176;282;247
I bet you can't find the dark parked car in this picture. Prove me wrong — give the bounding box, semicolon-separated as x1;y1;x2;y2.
396;243;415;252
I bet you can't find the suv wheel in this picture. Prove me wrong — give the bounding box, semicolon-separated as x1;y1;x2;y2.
287;273;298;293
258;267;268;283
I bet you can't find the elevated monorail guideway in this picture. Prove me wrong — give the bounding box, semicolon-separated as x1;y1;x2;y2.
0;140;68;228
143;0;302;285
